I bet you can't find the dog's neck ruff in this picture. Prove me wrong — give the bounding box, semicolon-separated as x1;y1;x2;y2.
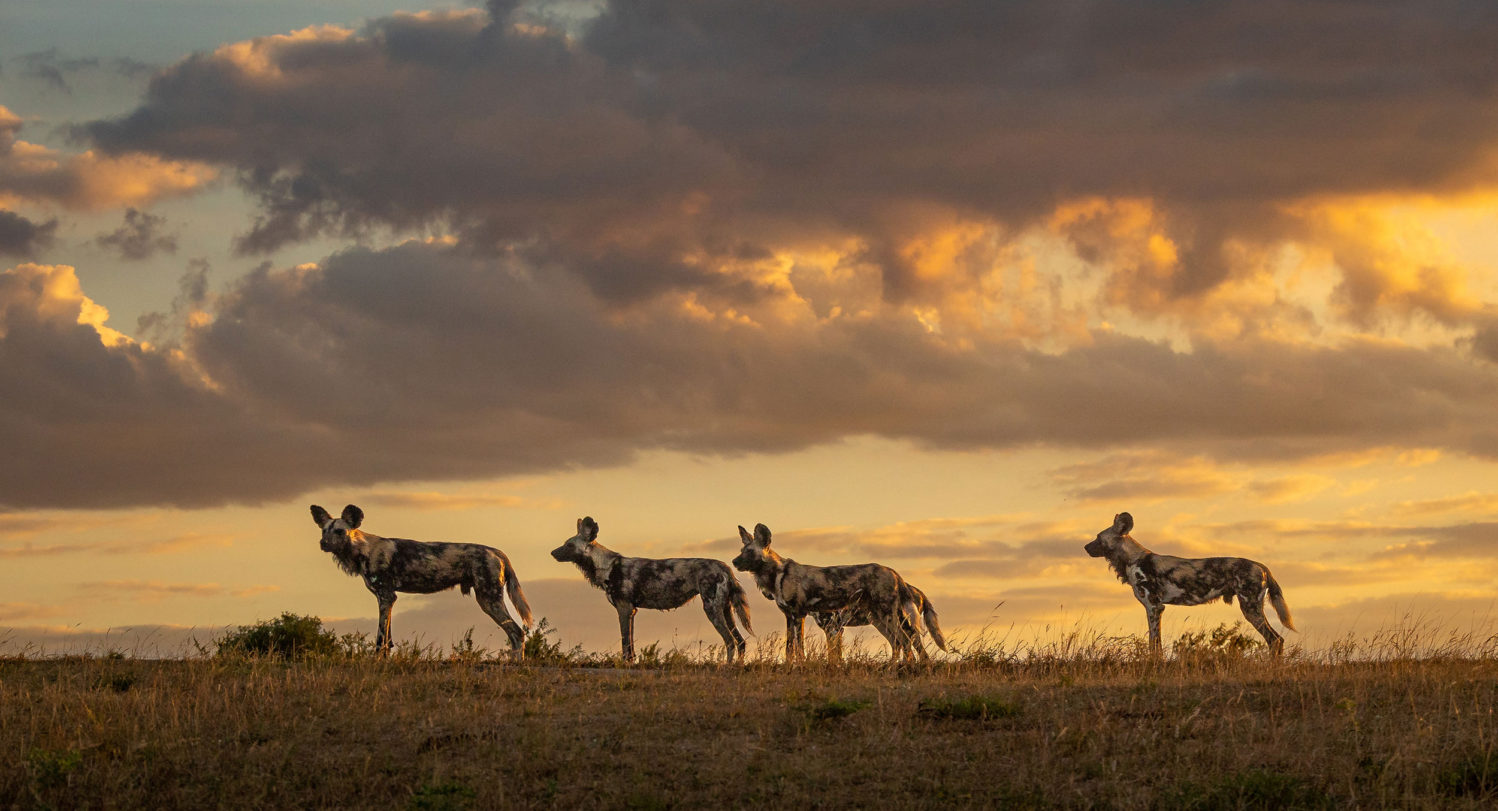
1105;537;1151;585
751;552;790;607
773;567;791;609
324;524;379;578
576;543;622;591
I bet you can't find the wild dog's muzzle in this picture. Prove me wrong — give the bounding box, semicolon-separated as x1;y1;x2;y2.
1084;539;1105;557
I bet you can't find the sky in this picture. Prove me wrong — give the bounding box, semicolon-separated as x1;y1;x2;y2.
4;0;1498;658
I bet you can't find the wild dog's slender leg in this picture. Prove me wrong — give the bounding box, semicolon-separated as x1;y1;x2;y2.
814;613;845;662
476;591;526;658
897;601;924;662
785;613;805;661
703;591;740;664
1132;578;1164;657
902;612;929;662
868;603;909;663
617;602;638;662
1239;592;1284;656
374;591;397;653
1144;602;1163;657
721;600;747;663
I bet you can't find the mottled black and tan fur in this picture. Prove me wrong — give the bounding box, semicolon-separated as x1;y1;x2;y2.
732;523;924;662
1084;511;1295;656
551;516;753;663
815;581;947;661
311;504;533;656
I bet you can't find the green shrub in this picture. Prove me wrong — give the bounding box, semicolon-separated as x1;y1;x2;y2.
1172;622;1263;664
215;612;344;659
522;617;583;664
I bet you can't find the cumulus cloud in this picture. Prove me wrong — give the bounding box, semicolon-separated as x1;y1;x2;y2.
0;209;56;258
0;262;304;509
81;1;1498;328
0;105;215;211
7;237;1498;510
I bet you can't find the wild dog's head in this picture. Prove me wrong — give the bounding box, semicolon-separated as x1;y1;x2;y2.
552;516;600;563
732;523;775;573
1084;512;1133;558
311;504;364;553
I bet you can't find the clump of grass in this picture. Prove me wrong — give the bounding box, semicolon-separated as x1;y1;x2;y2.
27;746;82;791
799;697;870;723
93;671;138;693
1434;753;1498;799
410;779;478;810
1159;769;1334;811
917;693;1021;721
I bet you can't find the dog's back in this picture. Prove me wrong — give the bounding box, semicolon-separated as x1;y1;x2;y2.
609;555;738;611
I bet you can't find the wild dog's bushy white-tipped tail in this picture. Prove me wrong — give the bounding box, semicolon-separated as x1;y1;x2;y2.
728;576;753;635
905;584;947;652
1267;573;1294;632
922;600;948;652
500;551;533;628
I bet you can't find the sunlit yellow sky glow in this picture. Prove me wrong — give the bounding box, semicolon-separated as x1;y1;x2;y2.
5;0;1498;657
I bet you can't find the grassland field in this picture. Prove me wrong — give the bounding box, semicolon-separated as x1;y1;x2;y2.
6;620;1498;810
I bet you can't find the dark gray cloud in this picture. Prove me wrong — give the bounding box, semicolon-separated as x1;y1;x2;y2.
83;1;1498;308
0;210;57;258
9;238;1498;510
93;208;178;261
0;263;309;510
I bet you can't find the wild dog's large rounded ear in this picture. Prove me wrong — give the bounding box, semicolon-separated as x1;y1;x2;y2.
579;516;599;542
1114;512;1134;535
341;504;364;529
310;505;332;526
754;523;772;547
738;525;754;545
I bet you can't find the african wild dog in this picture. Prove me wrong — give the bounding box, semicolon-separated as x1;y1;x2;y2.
550;517;753;663
732;523;925;662
814;581;947;661
1084;512;1296;656
311;504;533;656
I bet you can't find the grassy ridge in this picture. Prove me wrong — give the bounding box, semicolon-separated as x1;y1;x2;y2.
6;626;1498;809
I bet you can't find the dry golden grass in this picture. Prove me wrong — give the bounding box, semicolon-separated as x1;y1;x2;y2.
6;622;1498;809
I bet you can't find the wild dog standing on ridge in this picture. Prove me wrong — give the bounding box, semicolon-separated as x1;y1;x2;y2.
311;504;533;656
1084;512;1295;656
550;517;753;663
732;523;926;662
815;581;947;661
